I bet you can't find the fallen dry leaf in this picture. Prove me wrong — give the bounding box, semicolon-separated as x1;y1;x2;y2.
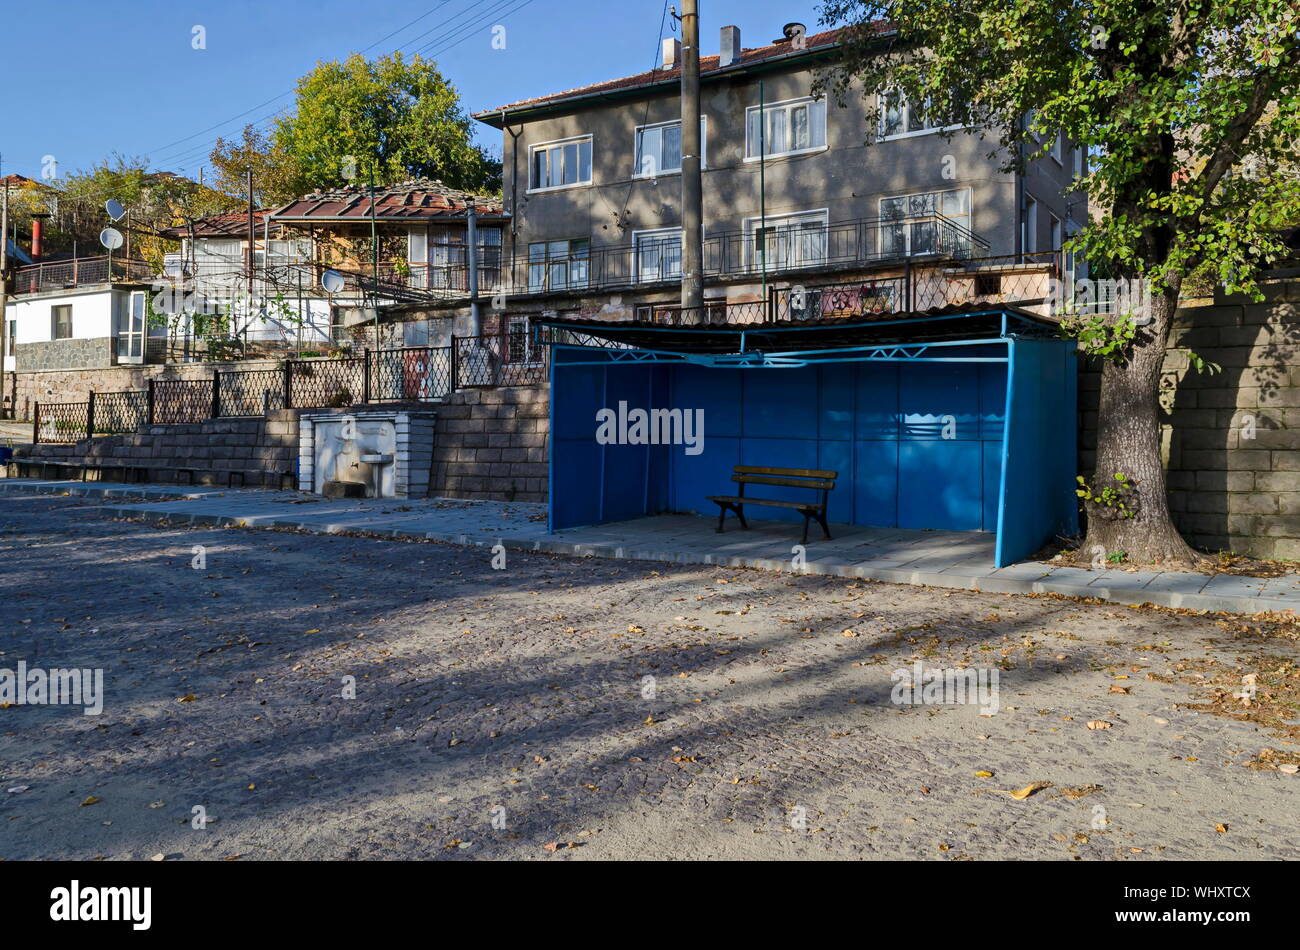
79;796;100;807
1008;782;1051;801
1086;720;1112;730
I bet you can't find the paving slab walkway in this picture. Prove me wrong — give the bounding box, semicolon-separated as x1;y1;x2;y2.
1;477;1297;615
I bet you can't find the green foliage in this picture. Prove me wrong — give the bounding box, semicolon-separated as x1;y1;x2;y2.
1058;311;1138;362
1106;550;1128;563
818;1;1300;298
1076;473;1138;519
252;52;501;198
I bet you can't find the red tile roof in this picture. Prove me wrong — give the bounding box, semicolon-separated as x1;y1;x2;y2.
158;210;270;240
475;24;885;122
270;178;504;222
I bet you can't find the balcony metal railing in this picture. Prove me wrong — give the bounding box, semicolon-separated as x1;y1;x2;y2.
12;256;157;295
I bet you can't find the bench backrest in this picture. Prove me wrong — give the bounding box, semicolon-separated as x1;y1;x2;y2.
732;465;837;492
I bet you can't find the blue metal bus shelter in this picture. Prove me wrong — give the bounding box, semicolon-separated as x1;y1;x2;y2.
540;306;1078;567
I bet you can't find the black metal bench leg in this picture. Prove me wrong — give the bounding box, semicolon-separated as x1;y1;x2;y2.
715;503;727;533
801;513;811;546
736;504;748;529
817;511;832;540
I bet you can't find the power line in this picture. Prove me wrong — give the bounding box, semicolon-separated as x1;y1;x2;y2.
152;0;524;173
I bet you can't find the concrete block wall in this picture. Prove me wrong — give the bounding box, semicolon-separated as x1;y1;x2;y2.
428;385;549;503
1080;279;1300;559
9;410;301;487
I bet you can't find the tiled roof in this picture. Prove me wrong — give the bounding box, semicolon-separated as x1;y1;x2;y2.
475;24;885;121
270;178;505;222
158;210;270;240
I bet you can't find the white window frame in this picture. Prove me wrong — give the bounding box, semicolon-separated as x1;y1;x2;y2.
1072;145;1086;182
1050;131;1064;165
505;315;543;366
527;134;594;193
633;118;707;178
742;209;830;270
527;238;590;293
51;304;73;341
632;227;683;283
1049;212;1062;253
743;96;828;162
878;89;966;141
878;188;972;257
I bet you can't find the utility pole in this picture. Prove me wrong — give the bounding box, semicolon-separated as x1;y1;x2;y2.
0;180;9;419
680;0;704;324
246;167;255;300
369;163;379;345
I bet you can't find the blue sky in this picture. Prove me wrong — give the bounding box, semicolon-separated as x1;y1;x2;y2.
0;0;829;183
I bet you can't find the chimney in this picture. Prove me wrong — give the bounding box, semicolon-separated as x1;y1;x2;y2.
719;25;741;67
662;37;681;69
30;213;49;262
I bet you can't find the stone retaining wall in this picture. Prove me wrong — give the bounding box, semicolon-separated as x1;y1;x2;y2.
1080;279;1300;559
8;410;300;487
428;386;549;503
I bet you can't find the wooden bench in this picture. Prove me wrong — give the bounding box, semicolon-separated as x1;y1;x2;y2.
707;465;838;544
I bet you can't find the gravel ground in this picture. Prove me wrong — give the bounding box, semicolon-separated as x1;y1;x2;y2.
1;492;1298;861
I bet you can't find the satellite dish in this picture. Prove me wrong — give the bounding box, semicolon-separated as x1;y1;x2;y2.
99;227;124;251
105;199;126;222
321;269;345;294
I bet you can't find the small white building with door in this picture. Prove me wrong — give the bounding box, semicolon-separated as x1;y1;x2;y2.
3;282;162;373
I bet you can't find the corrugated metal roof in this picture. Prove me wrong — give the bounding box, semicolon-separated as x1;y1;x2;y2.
539;303;1055;354
158;210;270;240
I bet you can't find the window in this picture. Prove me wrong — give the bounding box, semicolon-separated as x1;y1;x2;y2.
506;316;542;365
634;119;706;177
51;305;72;340
745;97;827;159
880;91;957;138
633;228;683;282
1024;196;1039;254
879;189;972;257
527;239;589;293
418;225;503;291
1050;213;1062;252
1050;131;1064;164
115;292;145;361
1072;146;1086;181
744;210;829;270
529;136;593;191
5;320;14;357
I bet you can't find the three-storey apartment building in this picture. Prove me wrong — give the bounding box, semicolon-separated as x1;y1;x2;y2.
468;21;1084;325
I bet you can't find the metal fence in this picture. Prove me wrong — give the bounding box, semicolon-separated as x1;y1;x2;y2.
91;390;149;434
287;356;365;410
218;369;285;417
453;334;549;388
152;379;214;424
370;346;453;402
33;402;89;443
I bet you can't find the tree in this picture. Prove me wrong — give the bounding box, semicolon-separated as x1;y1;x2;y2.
820;0;1300;564
209;126;302;206
38;154;240;267
215;52;501;200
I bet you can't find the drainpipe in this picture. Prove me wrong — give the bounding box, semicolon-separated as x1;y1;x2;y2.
467;200;481;338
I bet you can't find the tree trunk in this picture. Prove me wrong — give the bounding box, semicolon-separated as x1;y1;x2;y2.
1081;285;1204;567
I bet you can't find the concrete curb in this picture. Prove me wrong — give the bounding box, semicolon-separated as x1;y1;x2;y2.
89;499;1299;617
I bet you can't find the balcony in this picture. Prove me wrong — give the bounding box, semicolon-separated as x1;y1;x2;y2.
510;213;990;299
11;256;157;295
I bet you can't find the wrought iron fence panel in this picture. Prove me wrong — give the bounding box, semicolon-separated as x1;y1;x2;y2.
219;369;286;417
153;379;213;424
370;346;452;402
36;402;89;443
454;335;548;389
94;390;148;434
289;357;365;409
